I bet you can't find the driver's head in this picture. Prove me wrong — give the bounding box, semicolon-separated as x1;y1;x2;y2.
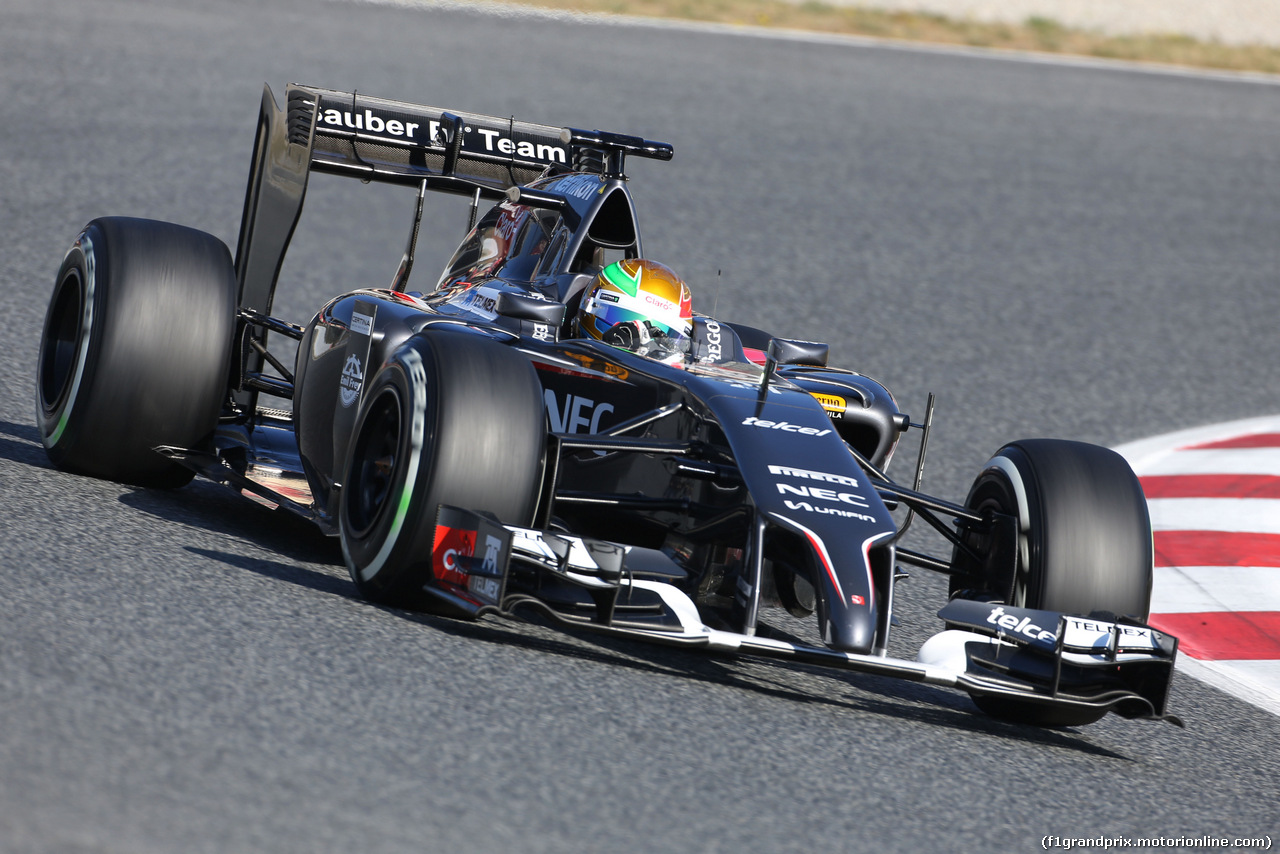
577;259;693;354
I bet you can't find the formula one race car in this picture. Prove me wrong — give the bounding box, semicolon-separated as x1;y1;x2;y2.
35;84;1181;728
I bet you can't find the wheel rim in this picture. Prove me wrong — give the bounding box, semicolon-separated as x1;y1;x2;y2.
345;389;402;538
958;473;1033;608
39;268;84;416
972;487;1031;608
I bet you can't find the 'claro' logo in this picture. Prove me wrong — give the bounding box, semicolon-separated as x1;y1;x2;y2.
741;416;831;437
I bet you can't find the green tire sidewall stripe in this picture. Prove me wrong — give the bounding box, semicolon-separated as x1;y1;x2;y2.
43;232;97;448
343;347;429;582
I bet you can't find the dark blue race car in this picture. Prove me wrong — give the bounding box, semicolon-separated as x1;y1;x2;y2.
36;84;1181;728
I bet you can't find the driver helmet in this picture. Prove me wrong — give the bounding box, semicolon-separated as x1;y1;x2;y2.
577;259;693;354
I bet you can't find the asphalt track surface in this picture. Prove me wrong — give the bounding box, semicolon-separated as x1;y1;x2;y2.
3;0;1279;851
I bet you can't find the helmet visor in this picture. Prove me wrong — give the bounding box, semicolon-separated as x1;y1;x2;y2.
589;300;691;346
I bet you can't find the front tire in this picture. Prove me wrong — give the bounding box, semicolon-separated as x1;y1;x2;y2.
951;439;1153;726
36;217;237;487
339;328;546;608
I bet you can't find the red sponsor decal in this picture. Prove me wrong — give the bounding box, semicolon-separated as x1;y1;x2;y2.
796;528;847;607
1148;611;1280;660
1153;530;1280;568
432;525;476;586
850;594;865;606
387;291;429;309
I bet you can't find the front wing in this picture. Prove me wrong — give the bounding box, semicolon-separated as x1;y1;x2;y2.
423;506;1183;726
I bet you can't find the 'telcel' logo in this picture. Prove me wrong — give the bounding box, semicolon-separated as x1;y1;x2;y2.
986;606;1056;642
742;416;831;437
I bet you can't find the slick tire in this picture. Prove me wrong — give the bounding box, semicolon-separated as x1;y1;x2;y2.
951;439;1153;727
339;328;546;609
36;217;237;488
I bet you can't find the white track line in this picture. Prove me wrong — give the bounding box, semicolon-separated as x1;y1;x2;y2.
1176;658;1280;718
1147;497;1280;534
1149;566;1280;614
1115;416;1280;470
1134;449;1280;477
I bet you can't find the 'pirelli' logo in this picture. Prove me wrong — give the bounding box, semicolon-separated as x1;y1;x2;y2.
810;392;847;414
767;465;859;489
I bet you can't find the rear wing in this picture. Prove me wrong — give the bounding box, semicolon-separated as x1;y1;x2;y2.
300;85;574;190
231;82;671;407
235;82;672;311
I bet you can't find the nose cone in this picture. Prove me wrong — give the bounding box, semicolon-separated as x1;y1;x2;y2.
822;601;877;654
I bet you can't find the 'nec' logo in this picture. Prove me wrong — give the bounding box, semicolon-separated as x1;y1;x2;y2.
545;391;614;434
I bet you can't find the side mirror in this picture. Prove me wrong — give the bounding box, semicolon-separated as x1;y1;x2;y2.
497;292;566;342
761;337;828;392
769;337;828;368
496;292;566;326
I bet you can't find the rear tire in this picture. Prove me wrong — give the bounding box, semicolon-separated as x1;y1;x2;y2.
951;439;1153;727
36;217;237;487
339;328;546;608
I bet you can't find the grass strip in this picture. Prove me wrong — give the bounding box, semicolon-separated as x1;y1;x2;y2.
479;0;1280;74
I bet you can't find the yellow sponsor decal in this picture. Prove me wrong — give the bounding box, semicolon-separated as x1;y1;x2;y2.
565;351;629;381
811;392;847;415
